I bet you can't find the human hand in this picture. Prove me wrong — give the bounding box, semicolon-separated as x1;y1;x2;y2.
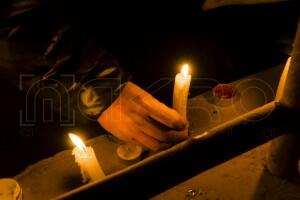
98;82;188;150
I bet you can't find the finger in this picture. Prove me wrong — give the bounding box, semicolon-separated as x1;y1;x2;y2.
149;116;189;141
143;118;188;142
135;93;186;130
98;113;132;142
125;82;186;130
165;129;188;142
111;129;132;142
133;114;188;143
127;125;161;150
103;124;132;143
133;114;168;142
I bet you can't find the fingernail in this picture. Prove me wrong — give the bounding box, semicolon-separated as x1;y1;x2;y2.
175;121;187;131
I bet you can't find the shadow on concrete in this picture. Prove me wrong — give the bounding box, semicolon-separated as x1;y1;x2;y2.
252;167;300;200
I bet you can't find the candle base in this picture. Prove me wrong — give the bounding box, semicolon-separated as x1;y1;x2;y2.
117;143;143;164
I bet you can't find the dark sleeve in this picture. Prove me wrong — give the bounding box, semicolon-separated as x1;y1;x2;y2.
0;0;48;26
0;1;131;124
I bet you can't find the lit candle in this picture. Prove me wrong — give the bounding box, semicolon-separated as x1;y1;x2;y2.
69;133;105;182
173;64;191;121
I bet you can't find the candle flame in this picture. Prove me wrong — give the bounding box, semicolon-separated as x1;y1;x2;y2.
69;133;87;153
181;64;189;77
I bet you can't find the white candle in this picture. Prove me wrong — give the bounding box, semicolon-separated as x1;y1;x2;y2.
173;64;191;120
69;133;105;182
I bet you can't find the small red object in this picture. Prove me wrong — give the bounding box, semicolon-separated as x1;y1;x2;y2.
213;84;236;99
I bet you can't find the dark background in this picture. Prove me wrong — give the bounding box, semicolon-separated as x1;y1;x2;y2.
0;1;298;177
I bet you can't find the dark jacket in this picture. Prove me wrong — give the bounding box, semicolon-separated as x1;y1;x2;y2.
0;0;130;124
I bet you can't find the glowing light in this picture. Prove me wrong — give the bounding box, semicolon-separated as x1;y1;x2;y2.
181;64;189;77
69;133;87;154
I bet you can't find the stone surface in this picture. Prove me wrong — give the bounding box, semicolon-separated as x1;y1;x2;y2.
188;66;282;135
14;135;133;200
152;141;300;200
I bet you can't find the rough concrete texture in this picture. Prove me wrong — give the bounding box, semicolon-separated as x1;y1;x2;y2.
152;141;300;200
14;135;132;200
